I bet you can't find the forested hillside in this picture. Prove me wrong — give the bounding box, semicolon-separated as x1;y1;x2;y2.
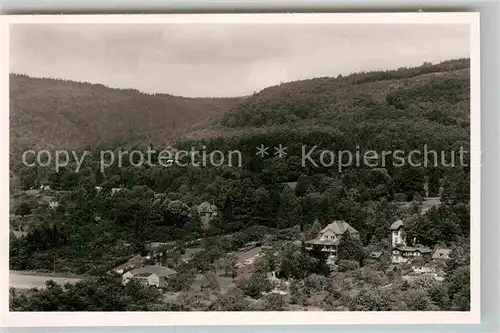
9;74;244;160
10;60;471;311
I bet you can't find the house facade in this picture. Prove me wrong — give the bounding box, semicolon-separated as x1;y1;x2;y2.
122;265;177;288
196;201;217;230
305;220;359;259
390;220;405;247
391;246;432;263
432;248;452;263
390;220;431;263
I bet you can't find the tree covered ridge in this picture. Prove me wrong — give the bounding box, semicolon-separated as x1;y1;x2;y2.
9;74;245;159
221;59;469;128
9;58;471;312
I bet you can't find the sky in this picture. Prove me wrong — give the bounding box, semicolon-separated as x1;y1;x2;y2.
10;23;469;97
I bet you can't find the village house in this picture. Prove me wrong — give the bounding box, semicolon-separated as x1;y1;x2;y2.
432;248;452;263
196;201;217;230
305;220;359;259
390;220;405;247
122;265;177;288
392;246;432;263
369;251;383;260
111;187;124;195
11;230;28;239
390;220;431;263
281;181;298;191
42;195;59;209
114;254;148;274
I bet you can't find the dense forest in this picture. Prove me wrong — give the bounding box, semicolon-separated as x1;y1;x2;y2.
10;59;471;311
9;74;244;162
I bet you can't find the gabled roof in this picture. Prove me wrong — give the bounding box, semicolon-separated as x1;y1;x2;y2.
11;230;28;239
129;265;177;278
114;254;148;272
432;248;452;260
320;220;359;235
390;220;404;230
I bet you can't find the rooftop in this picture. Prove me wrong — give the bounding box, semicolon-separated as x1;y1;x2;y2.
114;254;148;272
394;245;432;253
42;195;55;203
129;265;177;278
432;248;452;260
197;201;217;213
369;251;383;259
282;182;298;190
319;220;359;236
390;220;404;230
11;230;28;239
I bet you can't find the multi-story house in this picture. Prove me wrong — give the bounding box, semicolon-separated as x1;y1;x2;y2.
390;220;431;263
305;220;359;259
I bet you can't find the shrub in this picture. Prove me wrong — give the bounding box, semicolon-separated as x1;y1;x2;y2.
338;260;360;272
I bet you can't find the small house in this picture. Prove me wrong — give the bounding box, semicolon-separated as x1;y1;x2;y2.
122;265;177;288
392;245;432;264
390;220;405;247
196;201;217;229
412;264;436;275
305;220;359;259
432;248;452;262
11;230;28;239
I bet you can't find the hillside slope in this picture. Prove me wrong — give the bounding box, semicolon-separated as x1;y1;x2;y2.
179;59;470;156
10;59;470;162
9;74;244;158
221;59;469;129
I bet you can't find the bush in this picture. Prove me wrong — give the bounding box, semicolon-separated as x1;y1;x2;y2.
240;273;272;298
338;260;360;272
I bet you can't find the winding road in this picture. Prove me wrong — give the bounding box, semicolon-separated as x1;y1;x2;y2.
9;271;82;289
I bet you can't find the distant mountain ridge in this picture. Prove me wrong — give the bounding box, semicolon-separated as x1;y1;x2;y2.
10;59;470;163
180;59;470;146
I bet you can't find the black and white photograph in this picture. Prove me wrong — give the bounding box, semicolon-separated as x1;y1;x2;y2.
1;13;480;326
